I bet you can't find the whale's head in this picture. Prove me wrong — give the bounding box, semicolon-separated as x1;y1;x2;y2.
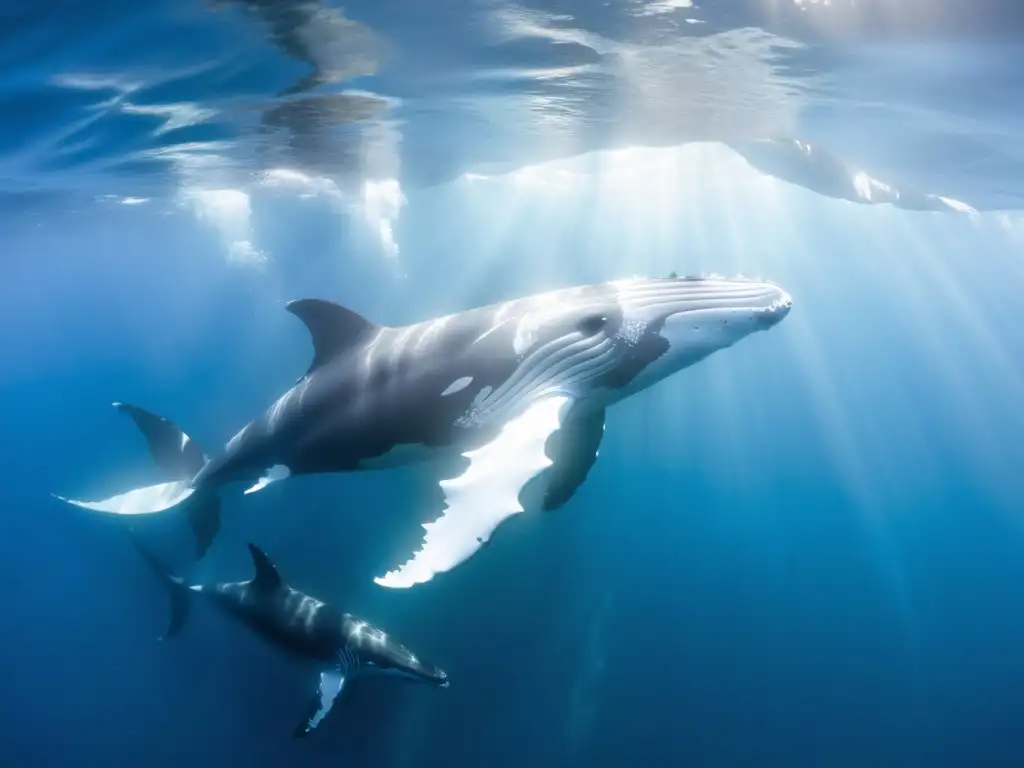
367;654;451;688
343;616;451;689
461;274;791;423
422;666;451;689
598;274;793;399
477;275;792;413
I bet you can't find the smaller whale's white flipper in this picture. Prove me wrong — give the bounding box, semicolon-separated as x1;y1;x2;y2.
375;395;574;589
243;464;291;495
54;480;195;516
295;669;347;738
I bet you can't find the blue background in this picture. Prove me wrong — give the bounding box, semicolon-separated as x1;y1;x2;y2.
2;1;1024;765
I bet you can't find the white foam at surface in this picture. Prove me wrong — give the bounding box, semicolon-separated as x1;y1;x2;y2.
182;188;266;266
260;168;344;200
362;178;406;259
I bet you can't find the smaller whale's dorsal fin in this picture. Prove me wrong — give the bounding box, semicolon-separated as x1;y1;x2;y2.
247;543;284;591
286;298;379;376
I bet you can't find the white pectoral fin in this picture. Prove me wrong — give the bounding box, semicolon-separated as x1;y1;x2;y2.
243;464;291;495
294;669;347;738
53;480;195;515
374;395;574;589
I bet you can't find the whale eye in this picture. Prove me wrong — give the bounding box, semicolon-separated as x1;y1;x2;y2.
578;314;609;335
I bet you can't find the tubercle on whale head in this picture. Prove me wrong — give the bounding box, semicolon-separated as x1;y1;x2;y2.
662;269;784;285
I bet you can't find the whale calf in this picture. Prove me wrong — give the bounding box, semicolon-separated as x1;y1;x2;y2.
58;274;793;588
129;536;449;736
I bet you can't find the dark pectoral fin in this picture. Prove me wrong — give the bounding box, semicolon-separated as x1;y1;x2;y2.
543;407;606;511
294;669;347;738
184;494;221;560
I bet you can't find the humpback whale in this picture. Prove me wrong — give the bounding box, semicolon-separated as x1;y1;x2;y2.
129;536;449;736
57;274;792;588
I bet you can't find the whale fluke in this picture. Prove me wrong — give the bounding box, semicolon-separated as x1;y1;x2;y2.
54;404;221;560
126;532;190;641
112;402;207;480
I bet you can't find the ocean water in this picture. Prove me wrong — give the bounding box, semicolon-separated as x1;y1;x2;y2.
3;1;1024;766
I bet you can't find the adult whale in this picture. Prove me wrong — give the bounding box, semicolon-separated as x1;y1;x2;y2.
56;274;793;588
128;536;449;736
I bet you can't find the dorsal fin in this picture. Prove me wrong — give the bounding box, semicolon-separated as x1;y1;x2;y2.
247;543;283;591
285;298;379;376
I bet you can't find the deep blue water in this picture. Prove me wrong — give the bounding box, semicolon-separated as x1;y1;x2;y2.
3;1;1024;766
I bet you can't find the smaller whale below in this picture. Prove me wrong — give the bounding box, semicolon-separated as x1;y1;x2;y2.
128;535;449;736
